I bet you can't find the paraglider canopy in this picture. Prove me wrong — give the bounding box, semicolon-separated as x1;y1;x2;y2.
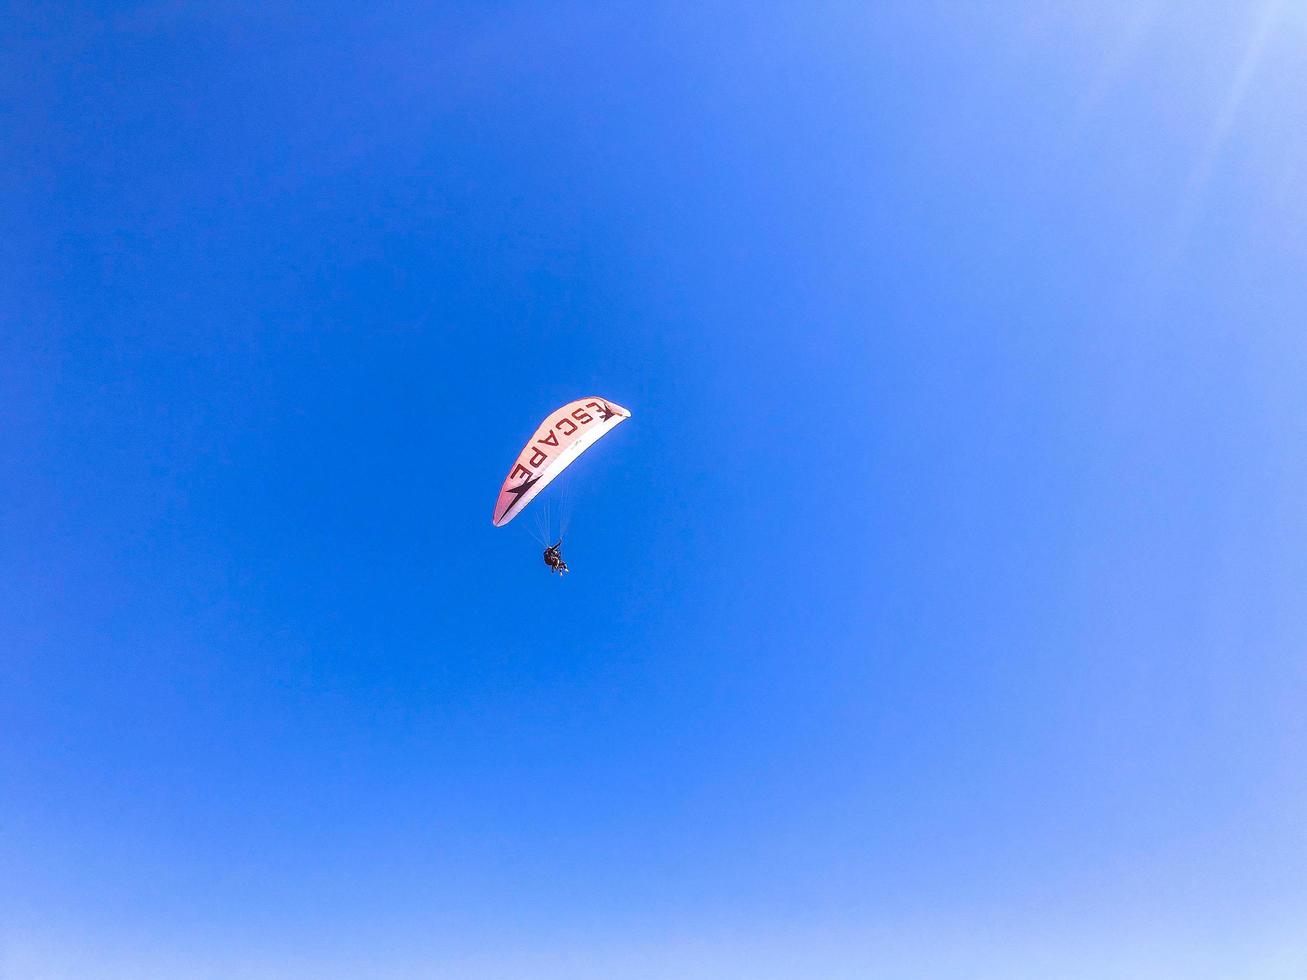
492;397;631;527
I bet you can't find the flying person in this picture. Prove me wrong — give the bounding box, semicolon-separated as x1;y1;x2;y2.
491;397;631;573
543;541;569;575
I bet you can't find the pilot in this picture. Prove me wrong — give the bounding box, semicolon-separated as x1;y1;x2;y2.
543;541;569;575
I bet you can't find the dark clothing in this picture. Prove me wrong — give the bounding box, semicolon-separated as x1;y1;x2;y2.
543;543;568;574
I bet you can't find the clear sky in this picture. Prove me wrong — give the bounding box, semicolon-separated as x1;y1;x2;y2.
3;3;1306;978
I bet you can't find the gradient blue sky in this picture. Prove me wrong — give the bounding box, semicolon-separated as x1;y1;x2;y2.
4;3;1306;977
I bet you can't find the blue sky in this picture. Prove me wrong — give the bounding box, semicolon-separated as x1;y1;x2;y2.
3;3;1306;977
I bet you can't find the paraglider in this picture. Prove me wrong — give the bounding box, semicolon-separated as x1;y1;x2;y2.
493;396;631;575
542;541;568;575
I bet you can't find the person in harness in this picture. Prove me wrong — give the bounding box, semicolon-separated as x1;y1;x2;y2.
543;541;569;575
